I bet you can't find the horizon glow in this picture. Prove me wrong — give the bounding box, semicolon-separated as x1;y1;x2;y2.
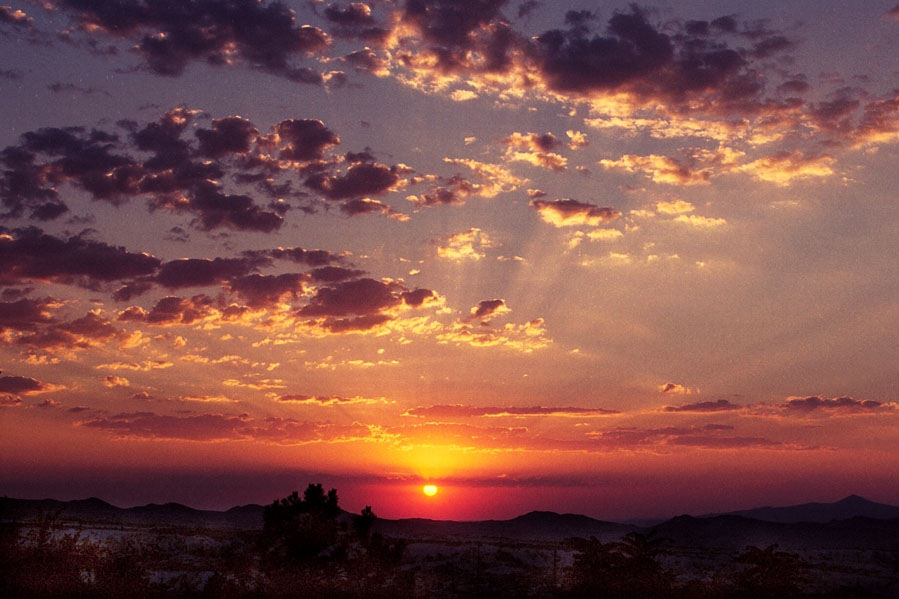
1;0;898;521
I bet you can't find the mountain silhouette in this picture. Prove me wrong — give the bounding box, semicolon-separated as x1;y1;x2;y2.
706;494;899;523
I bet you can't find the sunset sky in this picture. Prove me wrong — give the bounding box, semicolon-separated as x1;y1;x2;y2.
1;0;898;521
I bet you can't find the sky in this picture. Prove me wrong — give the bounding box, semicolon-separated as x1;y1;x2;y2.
1;0;898;522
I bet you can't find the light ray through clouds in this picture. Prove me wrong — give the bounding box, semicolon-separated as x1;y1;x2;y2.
0;0;898;520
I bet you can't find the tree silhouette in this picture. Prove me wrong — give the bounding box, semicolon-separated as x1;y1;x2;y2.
261;483;344;565
733;544;805;599
566;531;672;598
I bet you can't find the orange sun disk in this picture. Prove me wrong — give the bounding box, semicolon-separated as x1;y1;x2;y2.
422;484;438;497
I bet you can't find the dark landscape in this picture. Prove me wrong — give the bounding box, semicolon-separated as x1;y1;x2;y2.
3;488;899;598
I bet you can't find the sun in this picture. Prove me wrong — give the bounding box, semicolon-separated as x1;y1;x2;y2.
422;484;438;497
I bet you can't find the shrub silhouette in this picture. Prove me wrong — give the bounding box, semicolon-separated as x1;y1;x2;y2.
733;544;805;599
260;483;343;565
565;531;672;598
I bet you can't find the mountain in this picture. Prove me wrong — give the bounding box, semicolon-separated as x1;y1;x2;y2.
705;495;899;523
0;497;264;529
372;510;630;541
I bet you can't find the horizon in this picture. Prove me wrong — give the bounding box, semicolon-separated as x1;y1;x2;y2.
2;0;899;522
6;488;893;524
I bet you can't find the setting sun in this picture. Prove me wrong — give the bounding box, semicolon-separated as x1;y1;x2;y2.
423;484;439;497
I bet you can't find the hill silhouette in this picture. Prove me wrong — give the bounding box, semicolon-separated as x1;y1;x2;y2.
705;494;899;523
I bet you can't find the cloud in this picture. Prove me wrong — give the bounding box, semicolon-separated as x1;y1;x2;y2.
663;399;742;413
404;404;617;418
119;295;217;326
674;214;726;228
296;277;436;334
323;2;387;42
1;394;22;407
437;317;550;352
103;375;130;388
887;5;899;19
305;162;401;200
781;396;894;414
0;228;160;285
14;312;125;352
0;5;31;26
738;151;835;185
530;198;619;227
339;197;408;220
0;375;46;395
276;394;388;406
195;116;259;158
0;297;58;331
0;111;290;230
55;0;329;82
469;298;509;321
502;132;567;170
228;273;306;308
155;256;265;289
442;158;526;197
79;410;376;444
658;382;694;395
406;175;481;207
272;119;340;161
600;154;711;185
435;228;496;260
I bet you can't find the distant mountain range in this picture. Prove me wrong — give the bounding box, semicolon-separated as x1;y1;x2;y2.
705;494;899;523
2;494;898;541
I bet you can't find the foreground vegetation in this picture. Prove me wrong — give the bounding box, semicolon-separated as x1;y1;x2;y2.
1;488;896;598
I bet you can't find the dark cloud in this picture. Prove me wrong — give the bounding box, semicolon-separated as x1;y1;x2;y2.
0;375;45;395
666;435;780;449
888;5;899;19
118;295;215;326
323;2;388;42
400;288;435;307
15;312;122;350
470;298;506;320
47;82;110;97
341;48;388;73
155;256;265;289
79;410;372;443
251;246;344;267
228;273;306;308
0;68;24;81
523;6;798;113
305;162;399;200
663;399;743;412
782;396;891;414
297;277;434;333
1;394;23;407
1;111;286;231
0;297;57;331
0;5;32;26
532;7;673;94
408;175;479;207
195;116;258;158
339;197;400;218
178;182;284;232
404;404;617;418
273;119;340;162
517;1;541;20
299;277;402;317
80;411;250;441
0;227;161;285
57;0;329;81
308;266;366;283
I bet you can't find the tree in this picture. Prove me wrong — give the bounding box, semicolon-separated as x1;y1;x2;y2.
261;483;344;565
733;544;805;599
